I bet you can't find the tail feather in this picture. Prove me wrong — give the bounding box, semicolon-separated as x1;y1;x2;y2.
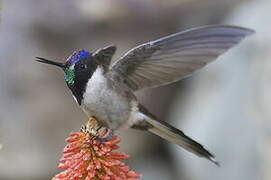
145;117;219;165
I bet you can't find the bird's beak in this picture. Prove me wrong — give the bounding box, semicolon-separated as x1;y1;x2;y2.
35;57;65;69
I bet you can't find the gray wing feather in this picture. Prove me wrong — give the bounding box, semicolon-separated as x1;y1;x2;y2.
94;45;116;69
109;25;255;91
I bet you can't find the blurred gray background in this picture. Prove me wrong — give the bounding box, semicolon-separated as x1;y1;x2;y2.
0;0;269;179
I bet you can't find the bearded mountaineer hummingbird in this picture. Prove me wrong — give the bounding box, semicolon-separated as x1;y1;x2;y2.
36;25;254;165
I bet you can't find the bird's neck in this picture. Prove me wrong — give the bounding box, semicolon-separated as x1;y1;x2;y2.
69;66;105;105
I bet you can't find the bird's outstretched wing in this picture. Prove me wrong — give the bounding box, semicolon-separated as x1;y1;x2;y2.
108;25;254;91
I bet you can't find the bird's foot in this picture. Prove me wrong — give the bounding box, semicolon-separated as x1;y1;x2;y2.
81;117;114;143
93;128;114;143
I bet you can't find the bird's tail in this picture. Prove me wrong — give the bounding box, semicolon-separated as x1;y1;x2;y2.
144;117;219;165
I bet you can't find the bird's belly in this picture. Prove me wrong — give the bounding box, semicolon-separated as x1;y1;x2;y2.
81;78;131;130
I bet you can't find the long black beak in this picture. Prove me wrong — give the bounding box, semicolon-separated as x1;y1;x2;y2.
35;57;65;68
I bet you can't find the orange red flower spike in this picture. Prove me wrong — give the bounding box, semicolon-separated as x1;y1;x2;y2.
52;118;141;180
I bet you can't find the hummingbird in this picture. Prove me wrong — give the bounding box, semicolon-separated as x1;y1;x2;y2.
36;25;254;165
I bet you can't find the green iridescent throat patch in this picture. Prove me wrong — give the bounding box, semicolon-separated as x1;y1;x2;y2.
64;68;75;85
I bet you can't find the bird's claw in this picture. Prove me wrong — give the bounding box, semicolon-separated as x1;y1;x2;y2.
93;130;114;143
81;117;114;143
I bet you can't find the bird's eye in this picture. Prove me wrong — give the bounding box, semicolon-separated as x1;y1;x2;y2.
80;64;87;69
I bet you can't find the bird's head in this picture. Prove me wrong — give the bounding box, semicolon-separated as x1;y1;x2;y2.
36;50;98;104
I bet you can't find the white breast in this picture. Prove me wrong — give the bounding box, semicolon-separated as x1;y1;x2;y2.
83;66;107;101
81;66;131;129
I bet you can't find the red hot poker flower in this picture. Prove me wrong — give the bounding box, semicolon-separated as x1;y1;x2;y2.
52;118;141;180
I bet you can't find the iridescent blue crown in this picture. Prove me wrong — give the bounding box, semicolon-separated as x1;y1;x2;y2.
66;50;92;65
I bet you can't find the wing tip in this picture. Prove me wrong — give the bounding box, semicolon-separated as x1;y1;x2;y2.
234;26;255;37
189;24;255;36
245;28;256;36
212;24;255;36
196;144;220;166
208;156;220;167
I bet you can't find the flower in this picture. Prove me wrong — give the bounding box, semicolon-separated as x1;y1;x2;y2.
52;118;141;180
